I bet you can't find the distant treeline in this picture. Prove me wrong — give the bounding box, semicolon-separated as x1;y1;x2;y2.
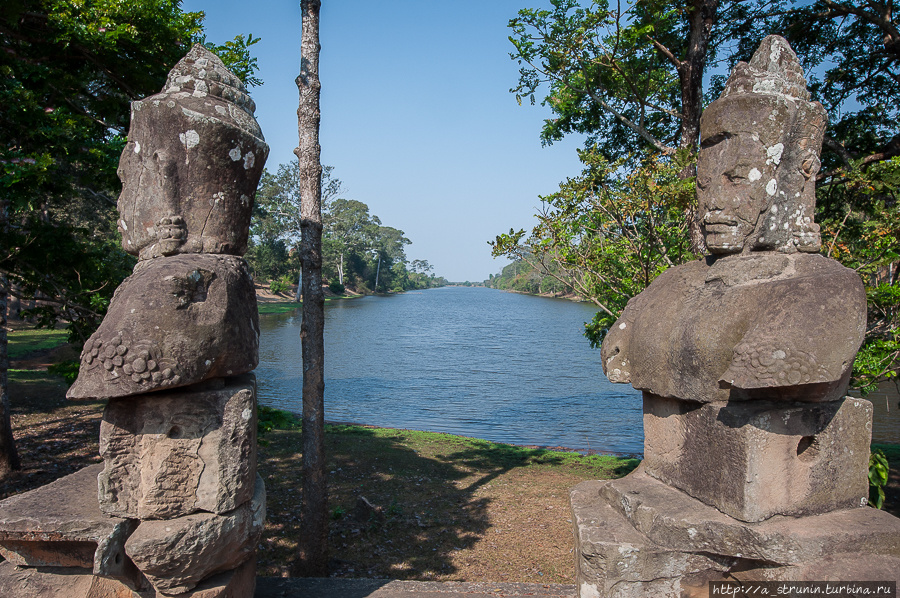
246;160;448;295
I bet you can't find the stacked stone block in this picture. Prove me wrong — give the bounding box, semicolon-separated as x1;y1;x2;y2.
0;45;269;597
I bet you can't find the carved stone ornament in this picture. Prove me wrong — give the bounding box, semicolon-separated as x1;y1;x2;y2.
67;254;259;399
116;44;269;260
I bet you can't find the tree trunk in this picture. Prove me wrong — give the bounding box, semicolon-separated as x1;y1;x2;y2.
0;277;21;479
678;0;717;255
294;0;328;577
374;256;381;292
338;251;344;285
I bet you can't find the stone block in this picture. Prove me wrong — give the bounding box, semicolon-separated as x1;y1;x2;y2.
572;475;900;596
0;464;137;581
0;556;257;598
642;393;871;521
599;467;900;565
67;254;259;400
125;474;264;595
99;375;257;520
571;480;734;598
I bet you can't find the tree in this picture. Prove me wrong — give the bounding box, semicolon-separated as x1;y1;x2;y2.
294;0;327;577
501;0;900;391
509;0;718;156
0;0;260;474
509;0;720;249
250;160;342;295
324;199;375;286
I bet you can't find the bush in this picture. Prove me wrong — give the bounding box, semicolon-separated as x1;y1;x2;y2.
47;359;80;384
328;280;345;295
869;448;890;509
269;275;293;294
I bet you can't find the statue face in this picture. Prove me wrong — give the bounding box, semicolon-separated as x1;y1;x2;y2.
116;104;186;257
116;95;267;260
697;128;777;254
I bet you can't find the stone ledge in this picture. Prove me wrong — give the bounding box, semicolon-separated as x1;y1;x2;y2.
0;464;137;580
598;468;900;565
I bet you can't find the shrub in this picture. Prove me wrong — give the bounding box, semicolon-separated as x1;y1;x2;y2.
328;280;345;295
48;360;80;384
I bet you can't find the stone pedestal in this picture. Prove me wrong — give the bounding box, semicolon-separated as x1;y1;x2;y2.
642;393;871;521
0;554;256;598
0;465;139;585
99;376;258;519
572;470;900;597
0;44;267;597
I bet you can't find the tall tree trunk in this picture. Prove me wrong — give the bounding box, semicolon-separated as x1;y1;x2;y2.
374;256;381;292
338;251;344;285
294;0;327;577
0;282;21;477
677;0;717;255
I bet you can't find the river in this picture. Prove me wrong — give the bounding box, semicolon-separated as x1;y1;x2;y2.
256;286;644;455
256;286;900;455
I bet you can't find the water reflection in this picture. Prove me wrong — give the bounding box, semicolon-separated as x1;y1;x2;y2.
256;287;644;455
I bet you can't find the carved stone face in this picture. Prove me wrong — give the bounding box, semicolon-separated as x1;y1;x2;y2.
697;128;776;254
696;36;826;256
116;45;268;260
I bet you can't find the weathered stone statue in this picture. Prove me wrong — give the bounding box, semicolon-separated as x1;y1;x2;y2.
571;36;900;596
0;45;267;597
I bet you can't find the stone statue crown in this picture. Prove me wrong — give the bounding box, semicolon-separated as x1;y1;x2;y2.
163;44;257;115
722;35;810;102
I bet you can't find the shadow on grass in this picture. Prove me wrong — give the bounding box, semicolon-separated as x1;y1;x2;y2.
257;422;639;581
2;370;105;500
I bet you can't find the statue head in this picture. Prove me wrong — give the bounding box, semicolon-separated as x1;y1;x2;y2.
697;36;827;255
116;45;269;259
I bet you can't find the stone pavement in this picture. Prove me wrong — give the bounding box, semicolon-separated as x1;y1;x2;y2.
255;578;576;598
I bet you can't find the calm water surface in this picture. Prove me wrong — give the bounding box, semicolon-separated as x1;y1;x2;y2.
257;286;644;455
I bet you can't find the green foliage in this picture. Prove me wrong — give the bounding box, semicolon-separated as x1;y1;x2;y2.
492;149;698;346
328;281;346;295
508;0;691;156
1;0;261;345
268;275;293;295
868;448;890;509
47;359;80;385
329;505;346;520
257;405;299;446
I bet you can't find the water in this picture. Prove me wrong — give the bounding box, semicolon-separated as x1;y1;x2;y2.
256;286;645;455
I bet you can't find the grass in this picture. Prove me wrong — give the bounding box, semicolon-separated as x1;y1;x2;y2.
258;302;302;315
6;328;69;359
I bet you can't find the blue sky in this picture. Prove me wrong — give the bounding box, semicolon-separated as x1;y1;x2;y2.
181;0;585;282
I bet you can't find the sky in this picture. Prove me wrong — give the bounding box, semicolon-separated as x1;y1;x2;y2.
181;0;586;282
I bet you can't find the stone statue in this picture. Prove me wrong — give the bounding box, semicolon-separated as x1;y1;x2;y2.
569;37;900;594
0;45;266;597
67;45;265;400
600;35;866;405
